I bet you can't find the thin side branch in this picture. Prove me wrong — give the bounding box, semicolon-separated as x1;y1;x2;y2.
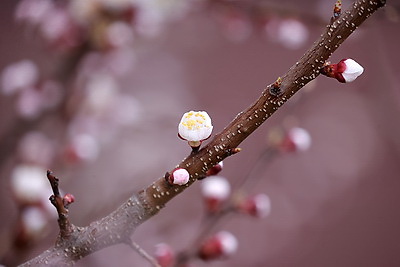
20;1;386;265
47;170;74;241
127;240;161;267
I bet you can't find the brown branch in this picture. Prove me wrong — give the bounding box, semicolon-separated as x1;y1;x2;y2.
20;0;386;265
47;170;74;242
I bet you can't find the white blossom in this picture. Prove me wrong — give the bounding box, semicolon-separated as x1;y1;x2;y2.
1;60;38;95
178;111;213;147
10;164;50;203
21;207;48;237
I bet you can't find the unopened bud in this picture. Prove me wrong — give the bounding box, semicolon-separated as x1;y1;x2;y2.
63;193;75;207
154;243;175;267
321;58;364;83
280;127;311;152
201;176;231;213
237;193;271;218
199;231;238;260
168;168;190;186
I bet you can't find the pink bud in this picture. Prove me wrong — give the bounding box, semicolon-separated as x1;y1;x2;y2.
237;193;271;218
154;243;175;267
206;161;223;176
199;231;238;260
63;193;75;207
201;176;230;213
168;168;190;185
280;127;311;152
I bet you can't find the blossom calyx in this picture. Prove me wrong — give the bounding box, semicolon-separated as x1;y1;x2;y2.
178;111;213;148
321;58;364;83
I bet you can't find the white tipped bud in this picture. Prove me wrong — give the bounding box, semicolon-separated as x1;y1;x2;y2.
199;231;238;260
154;243;175;267
201;176;231;213
237;193;272;218
169;168;190;185
201;176;230;201
322;58;364;83
178;111;213;148
340;58;364;83
287;127;311;152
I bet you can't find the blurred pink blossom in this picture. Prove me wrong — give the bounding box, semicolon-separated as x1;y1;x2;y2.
154;243;175;267
106;22;135;48
266;18;309;49
15;0;54;25
66;133;100;163
18;131;55;167
199;231;238;260
201;176;231;213
16;87;44;118
1;60;39;95
237;193;272;218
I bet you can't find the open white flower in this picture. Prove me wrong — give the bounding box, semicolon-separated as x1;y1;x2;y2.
178;111;213;148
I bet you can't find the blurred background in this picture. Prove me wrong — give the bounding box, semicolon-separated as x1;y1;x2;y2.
1;0;400;266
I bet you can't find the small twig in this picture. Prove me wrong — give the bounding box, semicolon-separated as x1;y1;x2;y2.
234;147;278;191
176;207;234;265
47;170;74;241
126;239;161;267
331;0;343;23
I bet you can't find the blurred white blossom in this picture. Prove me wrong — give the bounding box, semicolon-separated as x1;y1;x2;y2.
1;60;39;95
21;206;48;237
11;165;50;204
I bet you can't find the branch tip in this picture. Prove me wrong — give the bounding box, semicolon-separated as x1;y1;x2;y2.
332;0;342;22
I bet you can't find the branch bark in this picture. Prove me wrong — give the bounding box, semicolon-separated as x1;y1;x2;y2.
20;0;386;266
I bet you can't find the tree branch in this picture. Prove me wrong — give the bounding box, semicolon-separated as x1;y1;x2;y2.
20;0;386;265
